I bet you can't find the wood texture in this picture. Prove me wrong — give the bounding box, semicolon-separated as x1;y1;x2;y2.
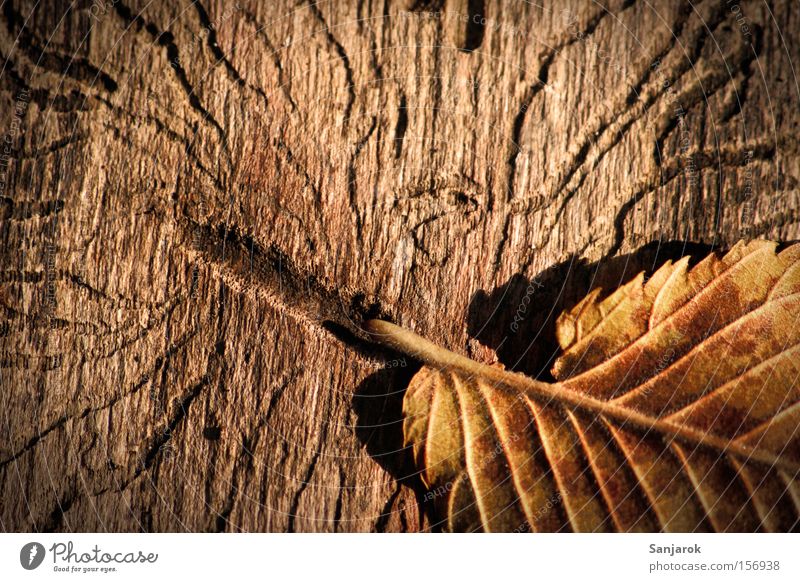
1;0;799;532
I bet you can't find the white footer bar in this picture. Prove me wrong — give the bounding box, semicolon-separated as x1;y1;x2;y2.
2;533;797;581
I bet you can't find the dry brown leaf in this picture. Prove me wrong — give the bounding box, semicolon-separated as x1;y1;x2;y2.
364;240;800;532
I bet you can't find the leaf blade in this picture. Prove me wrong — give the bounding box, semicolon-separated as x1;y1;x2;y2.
364;241;800;531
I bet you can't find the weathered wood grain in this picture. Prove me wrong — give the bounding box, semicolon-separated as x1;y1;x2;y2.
1;0;798;532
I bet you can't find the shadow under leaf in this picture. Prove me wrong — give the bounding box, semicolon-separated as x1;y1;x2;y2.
468;239;715;379
352;360;440;529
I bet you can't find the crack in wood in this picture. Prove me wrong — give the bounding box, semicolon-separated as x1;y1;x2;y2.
207;363;314;532
193;2;245;87
332;465;346;532
496;2;632;267
2;3;118;93
456;0;486;53
0;327;200;471
394;91;408;158
514;2;745;258
193;1;281;113
272;137;323;210
0;49;91;112
42;490;77;532
606;142;779;258
0;197;64;221
286;414;330;532
136;377;209;487
553;1;722;220
348;116;378;238
652;26;758;164
307;0;357;127
512;1;718;227
239;7;299;112
94;96;226;194
112;1;231;170
373;481;403;532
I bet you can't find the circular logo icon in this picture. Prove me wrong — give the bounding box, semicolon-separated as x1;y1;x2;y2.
20;542;46;570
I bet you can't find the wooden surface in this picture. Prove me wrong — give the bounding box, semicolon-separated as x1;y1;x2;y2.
1;0;798;532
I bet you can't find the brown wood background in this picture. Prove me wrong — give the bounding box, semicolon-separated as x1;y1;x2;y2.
1;0;798;532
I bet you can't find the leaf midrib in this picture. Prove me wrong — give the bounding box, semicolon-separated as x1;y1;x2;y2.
364;319;799;473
